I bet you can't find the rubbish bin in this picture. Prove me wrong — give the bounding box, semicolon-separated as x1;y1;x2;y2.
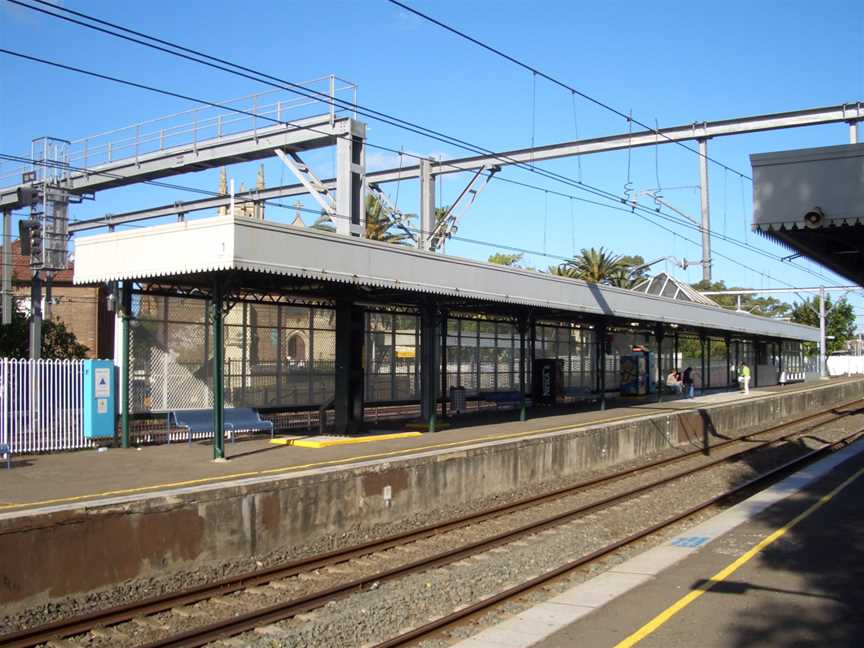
449;385;467;414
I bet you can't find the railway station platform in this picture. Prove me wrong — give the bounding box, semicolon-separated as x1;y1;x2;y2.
458;415;864;648
1;377;863;615
1;379;856;514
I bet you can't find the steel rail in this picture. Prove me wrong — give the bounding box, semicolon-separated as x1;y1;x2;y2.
136;406;864;647
373;430;864;648
2;397;859;648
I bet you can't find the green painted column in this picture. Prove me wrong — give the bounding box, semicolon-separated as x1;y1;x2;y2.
120;283;131;449
656;325;664;403
211;283;225;460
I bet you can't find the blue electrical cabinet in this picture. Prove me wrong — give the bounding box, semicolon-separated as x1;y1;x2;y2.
83;359;115;439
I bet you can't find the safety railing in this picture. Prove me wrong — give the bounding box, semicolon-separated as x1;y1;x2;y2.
0;74;358;186
0;358;88;454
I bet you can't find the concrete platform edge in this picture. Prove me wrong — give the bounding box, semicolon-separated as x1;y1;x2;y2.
452;437;864;648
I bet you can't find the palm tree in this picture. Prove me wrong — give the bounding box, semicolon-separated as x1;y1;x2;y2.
556;247;626;284
364;194;414;244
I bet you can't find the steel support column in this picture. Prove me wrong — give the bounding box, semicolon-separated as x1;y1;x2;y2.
210;281;225;460
518;314;528;421
725;337;732;388
420;303;440;431
850;121;859;144
335;121;366;237
2;208;10;325
819;286;827;379
120;282;132;449
419;158;435;250
597;321;607;411
698;138;712;281
335;300;365;434
29;271;42;359
700;334;707;395
440;309;448;419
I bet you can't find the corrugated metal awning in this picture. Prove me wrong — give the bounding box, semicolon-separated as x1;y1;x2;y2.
73;216;819;342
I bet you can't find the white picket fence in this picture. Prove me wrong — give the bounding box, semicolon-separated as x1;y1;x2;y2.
0;358;90;454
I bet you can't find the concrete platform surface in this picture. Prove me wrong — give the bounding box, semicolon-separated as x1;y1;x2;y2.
0;379;858;514
456;427;864;648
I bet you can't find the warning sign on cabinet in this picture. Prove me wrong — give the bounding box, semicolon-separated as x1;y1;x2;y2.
94;368;110;398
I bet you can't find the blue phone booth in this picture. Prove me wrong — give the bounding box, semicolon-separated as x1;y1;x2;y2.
83;359;116;439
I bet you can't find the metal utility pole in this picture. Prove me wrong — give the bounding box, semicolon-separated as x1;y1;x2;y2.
29;271;41;359
819;286;826;379
698;138;711;281
2;208;10;325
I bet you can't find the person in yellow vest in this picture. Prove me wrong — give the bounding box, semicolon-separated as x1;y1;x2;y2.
739;363;751;395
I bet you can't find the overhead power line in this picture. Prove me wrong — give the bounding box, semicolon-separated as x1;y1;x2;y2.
0;2;842;284
385;0;752;181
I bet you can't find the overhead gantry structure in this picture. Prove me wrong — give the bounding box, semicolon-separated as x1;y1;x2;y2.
57;101;864;271
1;92;862;354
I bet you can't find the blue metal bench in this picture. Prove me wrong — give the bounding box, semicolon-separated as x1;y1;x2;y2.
483;391;524;410
170;408;274;445
0;443;10;469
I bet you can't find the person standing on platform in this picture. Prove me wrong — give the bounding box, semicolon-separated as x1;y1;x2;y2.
666;369;683;395
739;363;751;395
682;366;694;399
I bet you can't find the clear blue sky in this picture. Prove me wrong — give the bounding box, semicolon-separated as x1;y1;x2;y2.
1;0;863;325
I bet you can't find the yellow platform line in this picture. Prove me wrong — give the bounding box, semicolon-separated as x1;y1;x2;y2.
614;465;864;648
0;411;643;513
271;431;422;448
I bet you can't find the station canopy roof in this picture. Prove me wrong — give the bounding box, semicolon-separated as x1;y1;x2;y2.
73;215;818;342
751;143;864;285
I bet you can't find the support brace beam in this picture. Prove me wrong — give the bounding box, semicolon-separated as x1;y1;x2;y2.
275;148;337;218
427;165;499;252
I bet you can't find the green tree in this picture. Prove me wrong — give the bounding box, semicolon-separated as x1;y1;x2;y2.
309;194;416;243
618;255;647;284
0;301;88;359
691;280;792;318
488;252;524;267
790;296;856;353
554;247;627;284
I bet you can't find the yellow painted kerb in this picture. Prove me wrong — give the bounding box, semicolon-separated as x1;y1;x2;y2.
614;465;864;648
271;432;422;448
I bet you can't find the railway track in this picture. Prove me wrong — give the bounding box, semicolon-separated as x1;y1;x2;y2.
3;399;862;648
373;428;864;648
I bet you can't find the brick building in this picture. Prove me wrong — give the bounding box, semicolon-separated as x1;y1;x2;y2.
2;240;111;358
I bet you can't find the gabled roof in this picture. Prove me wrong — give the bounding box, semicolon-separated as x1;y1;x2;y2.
631;272;720;307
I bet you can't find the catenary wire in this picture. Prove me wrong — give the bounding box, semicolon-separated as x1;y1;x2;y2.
0;47;839;287
1;2;773;251
0;3;826;277
385;0;753;180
